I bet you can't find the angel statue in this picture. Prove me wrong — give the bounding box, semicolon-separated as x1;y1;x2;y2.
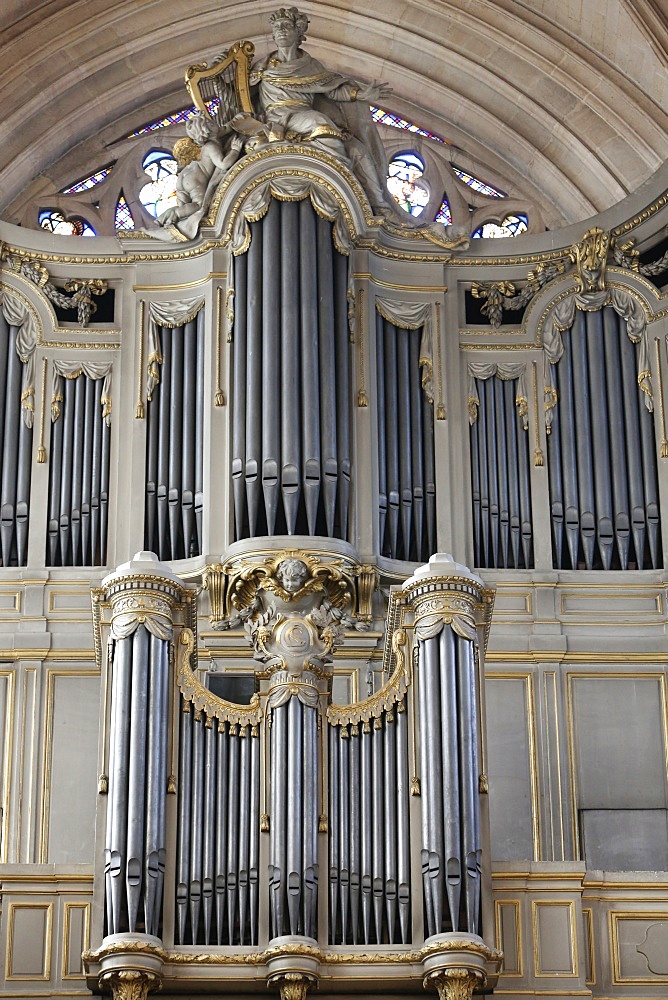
252;6;394;213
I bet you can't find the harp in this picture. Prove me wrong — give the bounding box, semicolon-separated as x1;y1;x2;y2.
185;40;255;127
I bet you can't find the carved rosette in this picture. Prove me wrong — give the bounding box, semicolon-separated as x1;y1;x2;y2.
98;969;161;1000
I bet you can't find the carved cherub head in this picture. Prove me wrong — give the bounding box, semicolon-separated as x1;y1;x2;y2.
275;557;309;594
185;112;217;147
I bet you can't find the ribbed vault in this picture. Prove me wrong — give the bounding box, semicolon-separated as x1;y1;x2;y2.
0;0;666;229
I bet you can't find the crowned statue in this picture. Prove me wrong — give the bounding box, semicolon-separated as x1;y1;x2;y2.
157;6;399;238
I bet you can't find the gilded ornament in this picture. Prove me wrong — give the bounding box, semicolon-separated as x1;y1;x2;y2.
98;969;161;1000
424;968;486;1000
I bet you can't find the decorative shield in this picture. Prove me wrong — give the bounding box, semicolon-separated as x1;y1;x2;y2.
185;40;255;126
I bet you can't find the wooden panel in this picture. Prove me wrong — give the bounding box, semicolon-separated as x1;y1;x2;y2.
533;901;577;976
43;671;100;863
6;903;52;980
0;668;14;862
63;902;90;978
495;900;522;975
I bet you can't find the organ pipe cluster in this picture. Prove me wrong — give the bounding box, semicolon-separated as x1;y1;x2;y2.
547;307;661;569
145;311;205;561
92;553;196;938
0;313;32;566
376;314;436;563
231;199;352;540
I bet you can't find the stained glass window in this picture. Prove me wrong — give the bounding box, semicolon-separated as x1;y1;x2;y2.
472;213;528;238
128;101;219;137
435;197;452;225
387;153;430;217
60;164;114;194
114;192;135;231
139;150;178;218
370;106;446;144
39;210;96;236
452;166;506;198
129;106;200;137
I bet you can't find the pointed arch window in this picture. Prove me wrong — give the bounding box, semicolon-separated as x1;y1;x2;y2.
114;193;135;231
434;197;452;225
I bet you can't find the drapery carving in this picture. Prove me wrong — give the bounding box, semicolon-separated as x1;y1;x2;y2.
109;613;173;641
414;613;477;642
375;297;434;403
51;361;112;425
146;297;205;399
543;288;651;430
467;363;528;429
230;177;353;256
0;289;37;428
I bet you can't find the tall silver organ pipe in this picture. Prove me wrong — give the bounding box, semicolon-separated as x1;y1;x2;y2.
231;197;352;540
95;555;192;939
404;555;492;939
0;314;32;566
328;702;411;945
269;694;319;939
145;310;205;561
376;316;435;562
547;306;661;570
470;374;533;569
48;373;109;567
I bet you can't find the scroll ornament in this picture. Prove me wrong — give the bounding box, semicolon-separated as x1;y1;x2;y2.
51;360;112;426
145;297;205;399
229;177;353;258
542;286;651;431
375;297;435;403
0;288;37;427
467;362;528;429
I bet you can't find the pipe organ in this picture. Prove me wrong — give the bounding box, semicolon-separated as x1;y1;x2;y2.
0;64;666;1000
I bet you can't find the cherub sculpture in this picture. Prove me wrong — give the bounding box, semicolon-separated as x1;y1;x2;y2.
157;113;243;239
